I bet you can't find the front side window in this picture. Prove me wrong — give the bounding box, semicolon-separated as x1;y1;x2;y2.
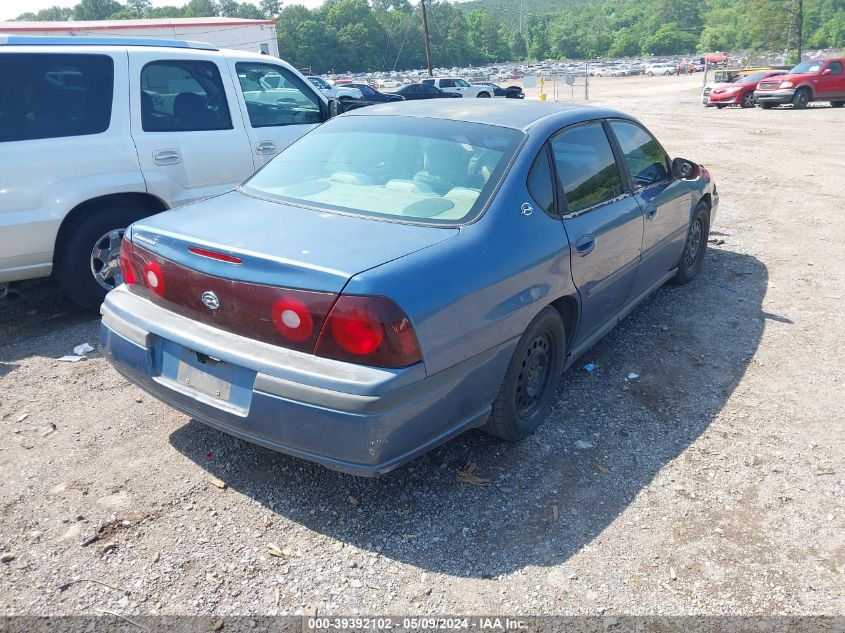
455;79;471;87
140;60;231;132
609;120;671;186
236;62;321;128
0;53;113;143
421;79;434;85
550;123;624;213
827;61;843;74
242;116;524;225
440;79;456;88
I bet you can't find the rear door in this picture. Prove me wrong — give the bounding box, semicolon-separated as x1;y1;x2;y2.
129;52;255;208
550;121;644;342
607;119;689;297
228;58;325;167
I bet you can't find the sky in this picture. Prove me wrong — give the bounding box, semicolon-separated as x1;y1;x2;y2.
0;0;324;21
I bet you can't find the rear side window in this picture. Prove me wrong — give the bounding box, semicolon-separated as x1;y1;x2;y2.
609;120;671;186
140;60;232;132
527;148;555;214
550;123;624;213
0;53;113;143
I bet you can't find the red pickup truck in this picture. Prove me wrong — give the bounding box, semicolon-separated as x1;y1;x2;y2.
754;58;845;109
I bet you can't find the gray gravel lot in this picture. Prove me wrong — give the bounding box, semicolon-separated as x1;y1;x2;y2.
0;75;843;617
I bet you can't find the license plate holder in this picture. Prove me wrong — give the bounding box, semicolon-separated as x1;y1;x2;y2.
176;351;233;401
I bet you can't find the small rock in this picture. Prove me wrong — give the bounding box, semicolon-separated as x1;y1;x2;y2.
208;477;227;490
15;413;28;423
627;372;639;380
1;554;15;563
347;495;360;507
660;325;669;332
574;440;594;450
212;620;224;631
151;551;160;563
350;579;362;588
670;566;677;581
117;595;130;609
40;423;56;437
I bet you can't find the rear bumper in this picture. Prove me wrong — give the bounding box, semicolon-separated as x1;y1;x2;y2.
100;285;512;476
754;89;795;104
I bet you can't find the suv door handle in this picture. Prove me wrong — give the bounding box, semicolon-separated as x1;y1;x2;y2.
645;206;658;220
574;234;596;256
153;149;181;165
255;141;277;155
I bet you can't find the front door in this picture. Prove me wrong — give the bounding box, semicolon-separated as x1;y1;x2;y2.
608;119;690;297
129;53;255;208
550;122;644;342
815;60;844;98
227;59;325;168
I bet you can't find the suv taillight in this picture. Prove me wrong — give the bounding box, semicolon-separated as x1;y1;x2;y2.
314;295;422;368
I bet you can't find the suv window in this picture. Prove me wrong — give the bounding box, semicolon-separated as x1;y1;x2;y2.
827;61;843;74
609;120;670;186
550;123;624;213
455;79;471;87
235;62;321;128
421;79;434;85
140;60;232;132
0;53;113;143
440;79;456;88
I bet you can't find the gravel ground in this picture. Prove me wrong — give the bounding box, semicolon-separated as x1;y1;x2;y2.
0;74;843;618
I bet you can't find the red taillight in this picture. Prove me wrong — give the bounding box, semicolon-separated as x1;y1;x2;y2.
141;259;166;297
118;238;136;285
271;296;314;342
315;295;422;368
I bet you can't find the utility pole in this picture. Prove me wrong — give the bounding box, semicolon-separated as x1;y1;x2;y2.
797;0;804;63
519;0;525;36
420;0;433;77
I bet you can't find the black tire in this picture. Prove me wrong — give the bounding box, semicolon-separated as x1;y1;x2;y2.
831;101;844;108
54;199;153;311
792;87;811;109
740;91;755;108
760;102;774;109
483;307;566;441
477;91;491;98
672;201;711;285
715;104;726;109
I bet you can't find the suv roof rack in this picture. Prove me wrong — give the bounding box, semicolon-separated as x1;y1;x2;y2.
0;34;218;51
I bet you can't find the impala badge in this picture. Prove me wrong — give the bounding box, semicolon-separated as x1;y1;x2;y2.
201;291;220;311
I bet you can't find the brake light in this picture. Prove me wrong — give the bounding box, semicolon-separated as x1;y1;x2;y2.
315;295;422;368
142;260;166;297
118;238;136;285
188;246;242;264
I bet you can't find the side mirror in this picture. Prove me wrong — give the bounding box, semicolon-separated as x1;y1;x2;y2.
671;157;695;179
823;68;833;75
327;98;340;119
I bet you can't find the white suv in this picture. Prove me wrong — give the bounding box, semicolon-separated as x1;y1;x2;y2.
0;35;331;309
421;77;492;98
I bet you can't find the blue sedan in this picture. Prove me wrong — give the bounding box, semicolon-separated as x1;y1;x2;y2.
101;101;717;476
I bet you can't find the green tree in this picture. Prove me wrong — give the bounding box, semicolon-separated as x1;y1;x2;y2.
73;0;123;20
183;0;219;17
642;22;698;55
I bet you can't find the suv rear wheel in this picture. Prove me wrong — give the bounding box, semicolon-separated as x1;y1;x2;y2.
792;87;811;109
54;199;153;311
832;101;844;108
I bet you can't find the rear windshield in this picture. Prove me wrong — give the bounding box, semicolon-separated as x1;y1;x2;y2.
241;115;524;224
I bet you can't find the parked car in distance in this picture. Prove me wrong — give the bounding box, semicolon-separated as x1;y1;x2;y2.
471;81;524;99
0;35;329;310
754;58;845;109
394;83;462;100
705;70;789;108
421;77;492;97
306;75;363;101
346;82;405;103
646;63;675;76
102;100;718;476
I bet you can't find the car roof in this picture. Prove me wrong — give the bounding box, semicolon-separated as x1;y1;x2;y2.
342;100;628;132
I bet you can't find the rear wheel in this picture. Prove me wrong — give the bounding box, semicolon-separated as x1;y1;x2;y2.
477;91;491;98
54;199;154;311
831;101;844;108
792;87;811;109
760;102;774;109
740;92;755;108
483;307;565;441
672;201;711;285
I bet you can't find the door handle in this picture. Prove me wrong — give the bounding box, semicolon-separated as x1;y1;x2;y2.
153;149;181;165
574;234;596;256
255;141;277;155
645;206;658;220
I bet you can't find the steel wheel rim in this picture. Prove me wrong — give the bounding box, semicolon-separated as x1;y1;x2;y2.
742;93;754;108
90;228;125;291
515;332;553;418
684;217;703;266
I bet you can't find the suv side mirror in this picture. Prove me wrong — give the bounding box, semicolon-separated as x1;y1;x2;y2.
671;157;695;179
823;68;833;75
327;98;340;119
